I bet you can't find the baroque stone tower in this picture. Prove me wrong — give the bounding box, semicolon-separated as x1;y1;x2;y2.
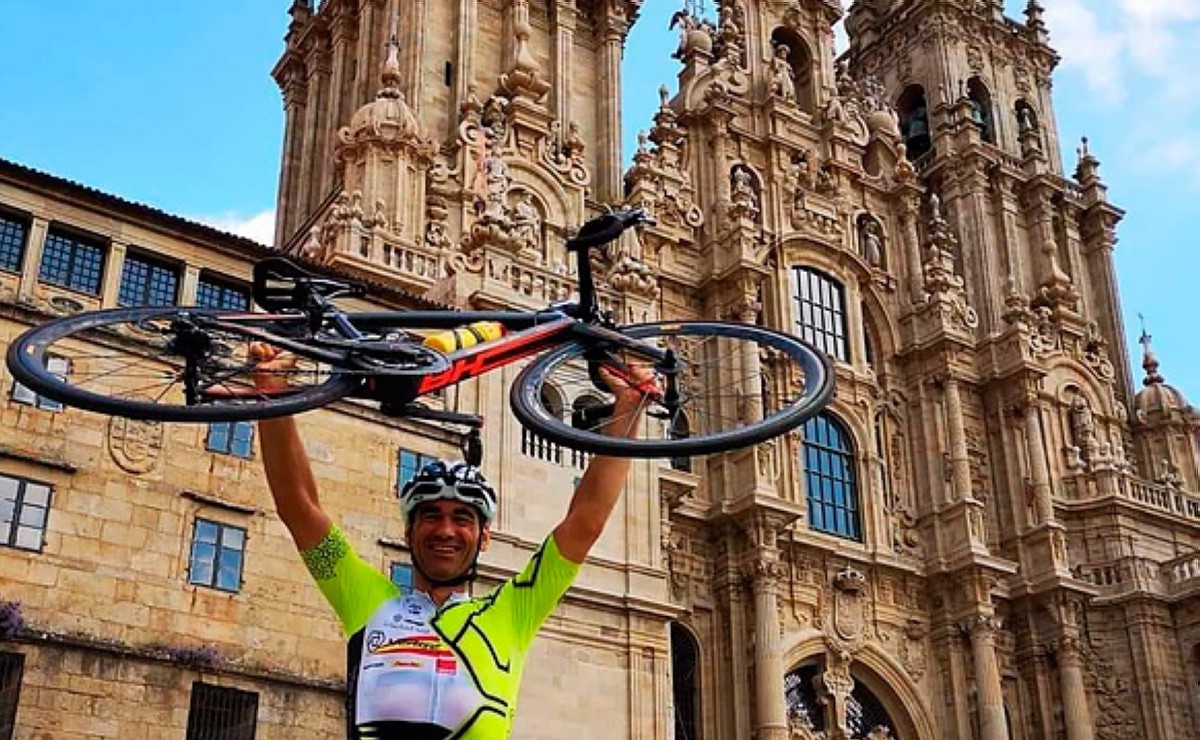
265;1;1200;739
271;0;641;311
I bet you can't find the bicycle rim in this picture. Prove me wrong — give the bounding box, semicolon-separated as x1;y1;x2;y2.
6;307;360;422
510;321;835;458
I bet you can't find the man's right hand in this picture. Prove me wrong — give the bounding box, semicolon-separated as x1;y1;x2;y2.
249;342;296;392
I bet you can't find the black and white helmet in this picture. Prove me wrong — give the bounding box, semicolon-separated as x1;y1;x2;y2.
399;460;497;526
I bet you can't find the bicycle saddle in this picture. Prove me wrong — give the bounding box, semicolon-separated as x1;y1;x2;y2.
252;257;367;312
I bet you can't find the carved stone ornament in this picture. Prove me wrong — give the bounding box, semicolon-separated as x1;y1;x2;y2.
108;415;165;474
832;566;867;641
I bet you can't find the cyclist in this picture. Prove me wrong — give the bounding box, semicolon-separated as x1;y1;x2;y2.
251;342;658;739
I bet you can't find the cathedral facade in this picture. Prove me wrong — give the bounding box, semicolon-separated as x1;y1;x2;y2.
2;1;1200;739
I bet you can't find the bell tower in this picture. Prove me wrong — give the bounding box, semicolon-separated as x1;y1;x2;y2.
271;0;643;307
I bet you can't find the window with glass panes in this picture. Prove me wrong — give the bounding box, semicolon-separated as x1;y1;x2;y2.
38;228;104;294
188;519;246;592
206;422;254;458
396;449;438;493
12;355;68;412
792;267;848;362
118;252;179;307
0;212;28;273
195;274;250;311
390;562;414;595
802;414;861;541
0;474;52;552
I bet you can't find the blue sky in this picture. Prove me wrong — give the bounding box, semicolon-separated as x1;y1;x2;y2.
0;2;1195;403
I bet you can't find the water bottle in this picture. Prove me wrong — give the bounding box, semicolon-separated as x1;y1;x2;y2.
422;321;506;353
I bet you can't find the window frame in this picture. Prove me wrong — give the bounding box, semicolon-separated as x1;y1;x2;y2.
187;518;247;593
185;681;259;740
194;272;251;311
206;422;255;459
0;651;24;740
802;414;862;542
12;354;68;412
38;226;106;296
118;250;181;307
0;210;29;275
792;266;850;363
0;473;53;553
396;449;438;495
389;561;414;595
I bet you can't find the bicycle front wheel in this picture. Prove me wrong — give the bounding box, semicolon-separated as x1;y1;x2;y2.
510;321;834;458
6;307;361;422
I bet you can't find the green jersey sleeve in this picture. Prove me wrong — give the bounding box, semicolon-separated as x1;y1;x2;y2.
300;525;398;638
507;533;581;648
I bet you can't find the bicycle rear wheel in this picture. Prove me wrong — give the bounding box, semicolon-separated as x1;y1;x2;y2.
510;321;834;458
6;307;361;422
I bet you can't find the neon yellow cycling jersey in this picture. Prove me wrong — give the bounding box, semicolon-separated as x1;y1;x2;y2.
301;525;579;740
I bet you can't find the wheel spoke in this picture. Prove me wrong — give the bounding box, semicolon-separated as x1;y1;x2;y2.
8;306;357;422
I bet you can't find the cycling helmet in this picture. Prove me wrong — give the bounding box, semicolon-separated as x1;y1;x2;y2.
399;460;497;526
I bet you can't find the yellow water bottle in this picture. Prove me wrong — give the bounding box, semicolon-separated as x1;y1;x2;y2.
423;321;506;353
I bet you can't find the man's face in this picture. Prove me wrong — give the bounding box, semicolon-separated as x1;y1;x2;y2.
407;500;490;583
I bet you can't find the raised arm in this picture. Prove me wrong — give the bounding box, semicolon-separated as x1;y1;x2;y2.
253;344;332;550
552;366;656;564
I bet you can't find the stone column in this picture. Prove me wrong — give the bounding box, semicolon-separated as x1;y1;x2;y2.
749;555;788;740
734;291;764;423
551;0;575;129
1022;397;1055;523
898;195;924;304
17;216;49;301
596;15;627;201
179;265;201;306
1058;636;1095;740
943;377;973;500
100;241;128;307
967;616;1010;740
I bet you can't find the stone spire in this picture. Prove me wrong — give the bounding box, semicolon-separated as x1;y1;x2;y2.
1139;323;1164;386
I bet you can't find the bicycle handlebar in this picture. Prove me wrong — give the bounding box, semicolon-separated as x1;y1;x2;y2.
566;207;655;252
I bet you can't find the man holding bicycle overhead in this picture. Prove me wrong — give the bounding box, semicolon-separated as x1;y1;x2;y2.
251;342;657;740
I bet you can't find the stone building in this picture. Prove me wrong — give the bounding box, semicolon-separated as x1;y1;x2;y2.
1;0;1199;739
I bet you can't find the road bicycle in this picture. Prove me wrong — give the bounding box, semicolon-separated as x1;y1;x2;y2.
5;207;834;458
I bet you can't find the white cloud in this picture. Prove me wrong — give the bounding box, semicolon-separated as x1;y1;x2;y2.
193;210;277;246
1044;0;1127;101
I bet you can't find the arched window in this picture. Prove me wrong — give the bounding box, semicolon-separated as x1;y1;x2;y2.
897;84;932;160
669;412;692;473
541;385;566;420
967;77;996;144
786;661;898;738
802;414;861;541
792;267;849;363
771;28;815;113
1015;99;1039;134
671;623;701;740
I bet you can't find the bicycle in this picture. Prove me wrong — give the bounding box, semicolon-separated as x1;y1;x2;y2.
5;207;834;459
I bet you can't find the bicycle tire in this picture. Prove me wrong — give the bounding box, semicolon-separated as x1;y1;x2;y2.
6;306;361;422
510;321;835;458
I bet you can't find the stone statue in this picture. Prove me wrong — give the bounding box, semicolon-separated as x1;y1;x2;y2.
511;192;540;251
564;121;586;162
481;151;510;219
730;166;760;219
669;8;699;59
771;44;796;102
860;217;884;267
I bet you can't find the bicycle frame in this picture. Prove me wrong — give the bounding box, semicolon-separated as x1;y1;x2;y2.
204;306;671;411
